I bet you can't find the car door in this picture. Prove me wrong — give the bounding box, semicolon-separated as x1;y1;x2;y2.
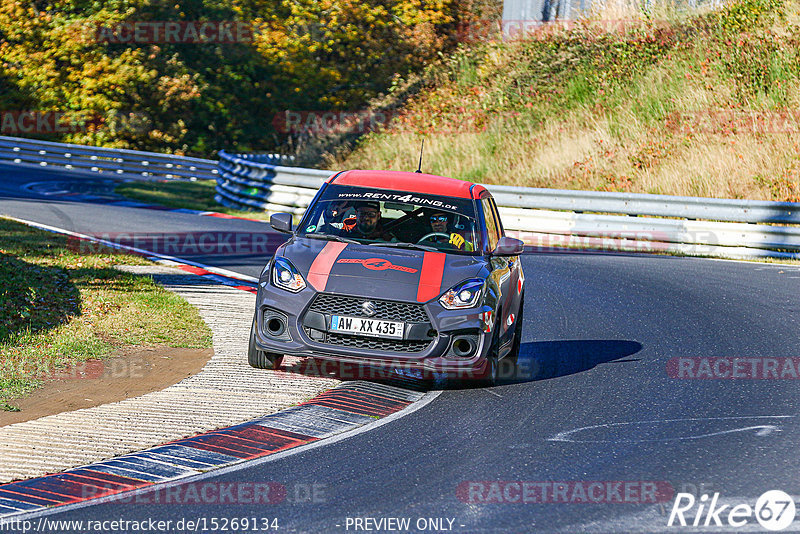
486;197;522;347
481;197;513;344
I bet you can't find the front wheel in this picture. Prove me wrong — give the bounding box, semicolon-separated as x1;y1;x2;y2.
248;316;284;370
477;324;500;387
506;295;524;366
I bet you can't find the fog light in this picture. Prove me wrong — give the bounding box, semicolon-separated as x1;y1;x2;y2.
261;309;291;341
449;335;477;358
267;317;285;336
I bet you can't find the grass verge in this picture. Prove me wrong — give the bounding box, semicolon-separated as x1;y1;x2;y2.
115;179;273;221
0;217;213;411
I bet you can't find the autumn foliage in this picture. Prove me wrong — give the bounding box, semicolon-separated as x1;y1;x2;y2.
339;0;800;202
0;0;479;156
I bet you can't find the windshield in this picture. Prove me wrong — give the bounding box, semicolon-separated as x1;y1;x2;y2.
298;184;482;254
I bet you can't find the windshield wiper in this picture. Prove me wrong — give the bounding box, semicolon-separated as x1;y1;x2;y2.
303;234;361;245
370;242;438;252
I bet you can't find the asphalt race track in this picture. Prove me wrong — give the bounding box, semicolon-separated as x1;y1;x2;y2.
0;163;279;277
2;163;799;533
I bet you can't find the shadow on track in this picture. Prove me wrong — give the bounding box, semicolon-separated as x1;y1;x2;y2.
512;339;643;382
272;340;642;393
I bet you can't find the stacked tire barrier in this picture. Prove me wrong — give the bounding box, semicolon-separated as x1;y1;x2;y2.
215;150;330;215
217;150;800;261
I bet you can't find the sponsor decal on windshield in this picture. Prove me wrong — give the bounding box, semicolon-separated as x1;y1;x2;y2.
336;258;418;273
335;191;460;211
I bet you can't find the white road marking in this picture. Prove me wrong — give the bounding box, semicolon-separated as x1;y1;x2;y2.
548;415;794;443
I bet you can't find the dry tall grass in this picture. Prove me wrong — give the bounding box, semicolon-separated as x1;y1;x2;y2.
331;0;800;201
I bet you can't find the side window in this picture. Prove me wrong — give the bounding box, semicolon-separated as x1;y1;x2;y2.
489;198;505;237
481;199;499;251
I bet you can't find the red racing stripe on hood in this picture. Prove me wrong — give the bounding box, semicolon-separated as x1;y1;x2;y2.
307;241;348;291
416;251;446;302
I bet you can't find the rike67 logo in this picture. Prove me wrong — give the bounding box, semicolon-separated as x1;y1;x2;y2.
668;490;797;531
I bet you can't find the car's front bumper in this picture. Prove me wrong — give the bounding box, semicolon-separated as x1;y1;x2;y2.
253;282;494;378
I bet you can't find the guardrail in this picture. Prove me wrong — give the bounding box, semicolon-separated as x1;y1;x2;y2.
216;150;800;261
0;135;218;181
216;150;331;215
0;137;796;261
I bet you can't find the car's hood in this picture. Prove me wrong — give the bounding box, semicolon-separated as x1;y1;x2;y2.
281;237;487;302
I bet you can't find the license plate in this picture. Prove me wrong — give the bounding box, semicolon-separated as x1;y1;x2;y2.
330;315;404;339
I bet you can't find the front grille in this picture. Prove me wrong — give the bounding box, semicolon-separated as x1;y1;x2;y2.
304;328;431;353
308;294;429;323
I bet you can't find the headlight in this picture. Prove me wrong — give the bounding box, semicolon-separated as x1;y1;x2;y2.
272;257;306;292
439;278;484;309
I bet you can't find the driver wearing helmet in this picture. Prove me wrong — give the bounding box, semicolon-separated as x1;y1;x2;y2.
424;211;473;251
319;200;355;234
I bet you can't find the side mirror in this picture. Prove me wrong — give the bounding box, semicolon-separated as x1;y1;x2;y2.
493;236;524;256
270;212;294;234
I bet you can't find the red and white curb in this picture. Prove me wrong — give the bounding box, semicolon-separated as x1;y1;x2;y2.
0;382;429;519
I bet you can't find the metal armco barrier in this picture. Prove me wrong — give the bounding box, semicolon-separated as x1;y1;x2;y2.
0;136;796;261
216;150;331;216
0;135;218;181
217;151;800;261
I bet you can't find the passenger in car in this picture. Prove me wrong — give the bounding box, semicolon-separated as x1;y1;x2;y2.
348;201;395;241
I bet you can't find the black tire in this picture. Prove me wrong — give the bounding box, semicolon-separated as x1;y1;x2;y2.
497;298;524;383
248;316;284;370
478;323;500;387
506;295;524;366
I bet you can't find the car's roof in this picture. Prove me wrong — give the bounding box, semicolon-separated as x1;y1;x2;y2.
328;170;489;200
